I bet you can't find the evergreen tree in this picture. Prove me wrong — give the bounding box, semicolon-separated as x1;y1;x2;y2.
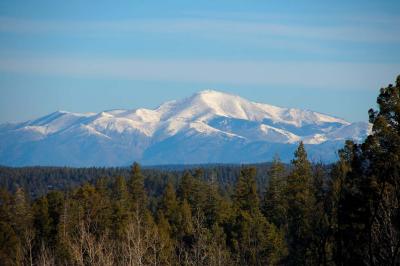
156;213;175;263
178;170;209;214
159;181;180;236
233;167;286;265
328;140;354;265
203;178;231;228
0;221;20;266
178;171;195;202
33;196;52;246
363;75;400;265
112;176;130;239
128;162;148;215
234;167;259;214
338;75;400;265
55;195;72;264
94;177;113;233
178;199;194;246
309;163;331;265
263;155;287;228
0;189;21;265
285;142;315;265
12;188;34;265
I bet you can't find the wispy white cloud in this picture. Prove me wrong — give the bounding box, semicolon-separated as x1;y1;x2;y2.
0;16;398;44
184;10;400;27
0;56;398;90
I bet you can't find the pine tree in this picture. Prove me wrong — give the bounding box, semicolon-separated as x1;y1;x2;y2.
0;189;21;265
12;187;34;265
94;178;112;234
156;213;175;264
233;167;286;265
234;167;259;214
338;75;400;265
128;162;148;215
0;221;20;266
265;220;288;265
178;171;195;202
328;140;354;265
263;155;287;228
363;75;400;265
159;182;180;236
309;163;331;265
178;170;209;214
285;142;315;265
179;199;194;247
203;178;231;228
112;177;130;239
33;196;52;245
55;195;71;264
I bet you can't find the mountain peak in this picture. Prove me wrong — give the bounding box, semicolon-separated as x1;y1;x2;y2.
196;89;233;95
196;89;224;94
194;89;239;100
170;89;258;121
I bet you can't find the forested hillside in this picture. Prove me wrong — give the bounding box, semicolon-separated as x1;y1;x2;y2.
0;163;277;199
0;76;399;265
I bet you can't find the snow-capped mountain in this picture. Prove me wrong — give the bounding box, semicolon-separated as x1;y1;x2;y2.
0;90;370;166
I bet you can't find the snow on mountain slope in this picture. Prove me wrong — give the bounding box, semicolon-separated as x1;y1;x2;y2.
157;90;348;126
0;90;369;166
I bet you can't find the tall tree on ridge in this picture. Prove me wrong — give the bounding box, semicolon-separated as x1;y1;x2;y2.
338;75;400;265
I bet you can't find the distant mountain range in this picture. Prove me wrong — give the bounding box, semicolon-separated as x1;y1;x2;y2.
0;90;370;166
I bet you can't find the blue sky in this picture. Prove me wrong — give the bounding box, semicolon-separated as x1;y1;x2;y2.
0;0;399;123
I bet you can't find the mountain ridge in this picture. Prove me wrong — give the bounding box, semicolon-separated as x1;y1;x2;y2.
0;90;370;166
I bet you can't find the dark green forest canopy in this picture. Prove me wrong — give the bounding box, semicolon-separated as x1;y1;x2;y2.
0;163;292;199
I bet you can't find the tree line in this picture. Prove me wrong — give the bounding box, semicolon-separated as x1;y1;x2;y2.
0;75;399;265
0;163;276;199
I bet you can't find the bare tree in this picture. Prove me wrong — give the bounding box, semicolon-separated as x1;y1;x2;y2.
22;227;35;266
121;209;163;266
146;225;169;266
68;219;114;266
36;242;55;266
